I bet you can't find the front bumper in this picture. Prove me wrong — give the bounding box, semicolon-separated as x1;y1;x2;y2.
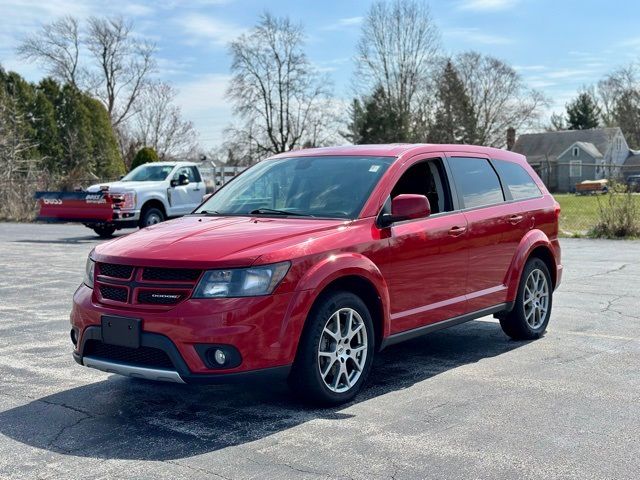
73;326;291;384
71;284;312;384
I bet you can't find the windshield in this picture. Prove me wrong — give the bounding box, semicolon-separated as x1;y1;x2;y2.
121;164;175;182
196;156;393;219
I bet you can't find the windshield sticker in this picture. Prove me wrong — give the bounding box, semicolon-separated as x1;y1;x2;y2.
369;165;381;173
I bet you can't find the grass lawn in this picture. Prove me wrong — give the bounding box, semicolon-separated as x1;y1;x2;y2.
554;193;640;236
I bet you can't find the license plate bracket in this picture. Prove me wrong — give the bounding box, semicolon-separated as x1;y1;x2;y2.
101;315;141;348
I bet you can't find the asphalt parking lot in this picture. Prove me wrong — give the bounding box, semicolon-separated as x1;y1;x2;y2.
0;222;639;479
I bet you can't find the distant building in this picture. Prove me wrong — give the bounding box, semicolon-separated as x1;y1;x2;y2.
512;127;639;192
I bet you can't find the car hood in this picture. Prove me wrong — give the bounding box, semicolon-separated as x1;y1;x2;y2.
86;181;164;192
92;215;350;268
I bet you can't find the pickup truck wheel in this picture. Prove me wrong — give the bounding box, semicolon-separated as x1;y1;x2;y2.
92;225;116;238
289;291;374;406
499;257;553;341
139;207;164;228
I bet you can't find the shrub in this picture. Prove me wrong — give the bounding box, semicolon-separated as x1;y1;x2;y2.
591;183;640;238
130;147;159;171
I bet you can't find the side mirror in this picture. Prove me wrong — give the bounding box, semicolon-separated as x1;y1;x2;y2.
380;194;431;227
172;173;189;187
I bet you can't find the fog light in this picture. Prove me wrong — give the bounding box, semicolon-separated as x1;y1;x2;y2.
213;349;226;365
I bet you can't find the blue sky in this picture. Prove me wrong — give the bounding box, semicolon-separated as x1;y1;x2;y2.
1;0;639;149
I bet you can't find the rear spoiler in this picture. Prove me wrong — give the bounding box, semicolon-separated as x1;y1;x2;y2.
34;191;121;223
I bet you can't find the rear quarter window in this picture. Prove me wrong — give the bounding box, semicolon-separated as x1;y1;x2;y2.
449;157;504;209
493;160;542;200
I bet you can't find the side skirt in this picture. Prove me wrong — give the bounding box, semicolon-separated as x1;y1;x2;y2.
380;302;513;349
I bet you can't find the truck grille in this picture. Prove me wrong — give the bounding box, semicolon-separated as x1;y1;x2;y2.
84;339;174;369
95;263;202;308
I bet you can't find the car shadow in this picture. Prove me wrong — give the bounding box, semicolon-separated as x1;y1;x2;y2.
0;321;528;461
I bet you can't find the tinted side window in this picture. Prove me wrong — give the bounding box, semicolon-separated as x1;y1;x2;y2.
449;157;504;209
493;160;541;200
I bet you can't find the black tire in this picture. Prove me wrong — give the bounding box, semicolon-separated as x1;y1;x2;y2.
139;206;165;228
92;225;116;238
289;290;375;406
499;257;553;340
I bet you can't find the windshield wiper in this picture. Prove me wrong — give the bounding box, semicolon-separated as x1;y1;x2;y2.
249;208;314;217
198;210;221;215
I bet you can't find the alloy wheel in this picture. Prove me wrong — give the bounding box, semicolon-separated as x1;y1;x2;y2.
317;307;368;393
523;268;549;329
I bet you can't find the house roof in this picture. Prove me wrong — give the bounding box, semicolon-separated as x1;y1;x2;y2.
558;141;603;159
624;150;640;168
512;127;621;163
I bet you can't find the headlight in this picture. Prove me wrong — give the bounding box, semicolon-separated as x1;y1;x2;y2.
193;262;290;298
83;257;95;289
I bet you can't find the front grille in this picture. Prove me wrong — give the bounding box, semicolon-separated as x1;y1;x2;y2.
100;285;128;302
95;264;200;307
142;267;201;282
84;340;174;369
137;290;185;305
99;263;134;279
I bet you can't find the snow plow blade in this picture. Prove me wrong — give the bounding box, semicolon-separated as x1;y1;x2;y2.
35;191;115;223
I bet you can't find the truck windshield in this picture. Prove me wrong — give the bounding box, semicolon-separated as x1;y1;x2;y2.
121;164;175;182
195;156;393;219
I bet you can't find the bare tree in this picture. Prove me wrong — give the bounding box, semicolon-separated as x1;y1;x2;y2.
598;65;640;148
454;51;548;148
134;82;198;159
227;13;334;158
355;0;441;139
17;16;82;88
86;16;156;127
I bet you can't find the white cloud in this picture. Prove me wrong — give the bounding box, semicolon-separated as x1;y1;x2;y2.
445;27;512;45
175;13;243;47
514;65;547;72
457;0;518;11
321;16;363;31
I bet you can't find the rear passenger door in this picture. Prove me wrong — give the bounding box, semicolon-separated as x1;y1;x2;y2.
446;155;515;312
492;159;544;267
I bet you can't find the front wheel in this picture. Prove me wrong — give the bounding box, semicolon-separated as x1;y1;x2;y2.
139;206;165;228
499;257;553;340
289;291;375;406
92;225;116;238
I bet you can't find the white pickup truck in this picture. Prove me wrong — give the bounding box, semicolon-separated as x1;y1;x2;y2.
36;162;208;237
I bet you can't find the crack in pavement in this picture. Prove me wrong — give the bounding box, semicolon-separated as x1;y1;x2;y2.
165;460;235;480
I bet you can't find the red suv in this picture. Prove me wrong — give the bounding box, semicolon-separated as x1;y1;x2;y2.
71;144;562;405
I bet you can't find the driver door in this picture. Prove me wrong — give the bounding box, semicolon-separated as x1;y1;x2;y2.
377;156;469;334
169;166;203;215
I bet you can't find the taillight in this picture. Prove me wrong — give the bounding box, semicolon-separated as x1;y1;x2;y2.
554;201;561;219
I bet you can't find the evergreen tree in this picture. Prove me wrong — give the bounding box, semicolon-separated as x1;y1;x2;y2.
428;60;476;144
566;92;601;130
345;86;406;144
0;67;123;179
131;147;159;170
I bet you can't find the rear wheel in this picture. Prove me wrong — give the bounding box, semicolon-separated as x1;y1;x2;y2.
499;257;553;340
139;206;165;228
92;225;116;238
289;291;374;406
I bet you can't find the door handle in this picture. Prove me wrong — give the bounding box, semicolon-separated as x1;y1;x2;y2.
508;214;524;225
448;226;467;237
